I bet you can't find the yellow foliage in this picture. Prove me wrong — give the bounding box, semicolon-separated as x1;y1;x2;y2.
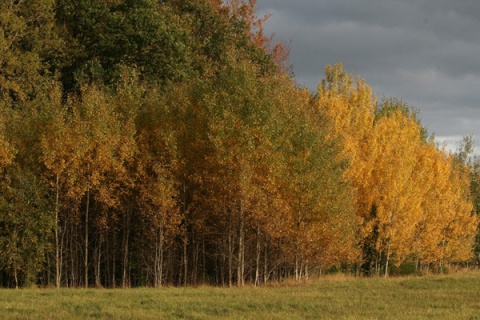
317;63;478;271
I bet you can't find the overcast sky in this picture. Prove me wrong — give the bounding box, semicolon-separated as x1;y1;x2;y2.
256;0;480;153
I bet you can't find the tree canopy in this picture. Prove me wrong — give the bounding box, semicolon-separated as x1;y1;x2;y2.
0;0;477;288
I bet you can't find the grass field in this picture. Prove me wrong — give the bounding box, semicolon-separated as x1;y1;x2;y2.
1;272;480;319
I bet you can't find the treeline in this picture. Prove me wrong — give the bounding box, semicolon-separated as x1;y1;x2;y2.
0;0;478;288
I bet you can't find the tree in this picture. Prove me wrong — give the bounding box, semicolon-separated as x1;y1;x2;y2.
276;92;357;280
0;106;13;169
39;84;68;288
0;170;53;288
55;0;192;91
315;63;376;273
0;0;62;104
367;108;424;275
468;151;480;266
0;91;56;289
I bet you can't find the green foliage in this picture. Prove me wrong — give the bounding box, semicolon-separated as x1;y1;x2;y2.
0;169;53;288
54;0;275;93
276;88;357;269
0;0;63;104
56;0;193;91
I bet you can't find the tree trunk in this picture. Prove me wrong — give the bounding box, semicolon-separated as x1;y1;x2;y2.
55;174;61;288
295;209;301;282
385;244;391;278
112;231;116;288
69;223;74;287
375;251;381;276
84;183;90;288
228;206;233;288
295;251;299;282
14;268;18;289
122;210;130;288
202;235;206;284
155;223;164;288
263;241;268;284
183;231;188;286
255;226;261;287
94;241;101;287
237;200;245;287
192;238;199;286
104;229;110;288
305;261;309;280
60;220;66;286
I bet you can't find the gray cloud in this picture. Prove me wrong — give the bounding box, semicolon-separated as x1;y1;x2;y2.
257;0;480;152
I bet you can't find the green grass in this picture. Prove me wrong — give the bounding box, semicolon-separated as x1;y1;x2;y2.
1;272;480;319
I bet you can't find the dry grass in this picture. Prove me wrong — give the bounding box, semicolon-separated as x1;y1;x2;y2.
1;272;480;319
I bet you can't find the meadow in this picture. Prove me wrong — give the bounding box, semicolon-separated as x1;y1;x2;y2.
1;272;480;319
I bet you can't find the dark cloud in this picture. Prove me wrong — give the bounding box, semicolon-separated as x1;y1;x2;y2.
257;0;480;152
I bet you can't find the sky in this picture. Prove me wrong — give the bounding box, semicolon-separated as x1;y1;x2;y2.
256;0;480;153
